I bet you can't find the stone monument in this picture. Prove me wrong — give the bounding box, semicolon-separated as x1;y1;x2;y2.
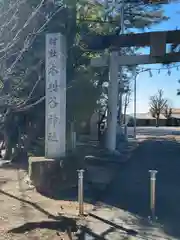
45;33;66;158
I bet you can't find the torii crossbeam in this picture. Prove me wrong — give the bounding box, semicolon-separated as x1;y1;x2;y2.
88;30;180;66
84;30;180;150
83;29;180;50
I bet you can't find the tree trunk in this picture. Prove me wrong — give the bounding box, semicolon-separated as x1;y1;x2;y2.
117;92;123;125
156;115;160;127
23;122;42;157
3;110;15;160
3;132;13;160
98;111;106;142
11;121;38;164
123;92;131;124
0;141;5;150
123;95;128;124
11;127;27;163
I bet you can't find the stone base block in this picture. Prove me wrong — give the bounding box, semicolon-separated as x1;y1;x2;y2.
28;157;59;193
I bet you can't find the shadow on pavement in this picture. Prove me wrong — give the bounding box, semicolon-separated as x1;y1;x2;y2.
102;137;180;239
2;137;180;239
8;217;77;233
8;215;138;240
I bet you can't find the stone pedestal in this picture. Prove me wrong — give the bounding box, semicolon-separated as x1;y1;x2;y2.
29;157;58;193
28;154;81;197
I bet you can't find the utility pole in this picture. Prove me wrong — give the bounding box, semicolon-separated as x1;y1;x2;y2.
133;66;137;139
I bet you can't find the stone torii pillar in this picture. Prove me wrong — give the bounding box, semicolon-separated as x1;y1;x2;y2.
90;31;171;150
106;52;119;151
92;52;119;151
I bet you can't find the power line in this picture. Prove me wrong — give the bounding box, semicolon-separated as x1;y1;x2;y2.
141;63;180;71
104;0;179;5
138;63;180;77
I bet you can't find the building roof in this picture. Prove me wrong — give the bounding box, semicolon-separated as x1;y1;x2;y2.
136;113;154;119
128;108;180;120
171;114;180;119
171;108;180;114
129;112;166;119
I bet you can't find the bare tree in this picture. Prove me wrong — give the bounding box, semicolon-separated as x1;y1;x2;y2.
177;80;180;96
149;89;167;127
164;103;172;118
123;90;131;124
163;102;172;126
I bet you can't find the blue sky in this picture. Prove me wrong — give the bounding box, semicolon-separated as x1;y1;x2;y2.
127;2;180;113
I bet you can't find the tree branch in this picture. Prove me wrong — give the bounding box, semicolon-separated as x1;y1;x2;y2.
16;96;45;112
17;75;42;108
0;0;45;54
0;0;24;21
16;76;79;112
4;4;64;76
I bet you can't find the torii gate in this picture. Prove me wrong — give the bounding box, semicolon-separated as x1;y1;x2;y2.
84;30;180;150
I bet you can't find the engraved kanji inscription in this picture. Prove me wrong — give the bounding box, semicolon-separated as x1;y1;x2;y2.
48;132;58;142
47;80;60;92
49;37;58;46
48;114;60;127
49;49;57;58
48;96;59;108
48;63;59;76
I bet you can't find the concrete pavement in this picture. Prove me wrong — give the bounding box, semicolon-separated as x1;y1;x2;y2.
127;126;180;137
83;136;180;239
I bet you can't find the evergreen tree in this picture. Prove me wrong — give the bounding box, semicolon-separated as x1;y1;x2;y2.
0;0;169;160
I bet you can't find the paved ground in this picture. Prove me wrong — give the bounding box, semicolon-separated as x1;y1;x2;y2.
85;136;180;239
1;134;180;239
0;166;93;240
127;126;180;137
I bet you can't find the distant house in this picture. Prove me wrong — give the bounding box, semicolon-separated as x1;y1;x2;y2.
128;112;166;126
127;112;166;126
87;109;180;135
170;108;180;126
127;109;180;127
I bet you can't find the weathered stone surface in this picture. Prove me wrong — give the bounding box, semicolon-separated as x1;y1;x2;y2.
29;157;58;193
28;153;83;198
28;141;138;200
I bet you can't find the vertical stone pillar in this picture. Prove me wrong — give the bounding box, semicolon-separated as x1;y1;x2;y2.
106;51;119;151
45;33;66;158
